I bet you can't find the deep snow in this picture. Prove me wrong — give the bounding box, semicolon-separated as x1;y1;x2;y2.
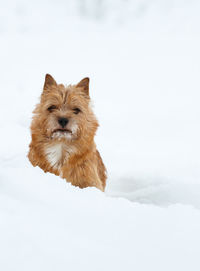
0;0;200;270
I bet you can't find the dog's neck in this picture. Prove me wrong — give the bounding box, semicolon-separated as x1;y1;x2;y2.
44;137;96;174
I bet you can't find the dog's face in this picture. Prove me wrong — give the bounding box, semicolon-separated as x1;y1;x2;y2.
32;74;98;143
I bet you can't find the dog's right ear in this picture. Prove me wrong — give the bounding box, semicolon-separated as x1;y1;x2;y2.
43;74;57;90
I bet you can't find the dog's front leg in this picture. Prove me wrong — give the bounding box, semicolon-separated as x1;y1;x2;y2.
62;161;104;191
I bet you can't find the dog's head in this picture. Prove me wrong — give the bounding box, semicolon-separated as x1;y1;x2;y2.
32;74;98;143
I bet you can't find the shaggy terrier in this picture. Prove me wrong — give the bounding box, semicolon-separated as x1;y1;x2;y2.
28;74;107;191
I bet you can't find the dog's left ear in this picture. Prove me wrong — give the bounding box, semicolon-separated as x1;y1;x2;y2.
76;77;89;95
43;74;57;90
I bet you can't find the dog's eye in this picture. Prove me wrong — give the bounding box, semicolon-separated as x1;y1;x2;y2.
73;108;81;114
47;105;57;112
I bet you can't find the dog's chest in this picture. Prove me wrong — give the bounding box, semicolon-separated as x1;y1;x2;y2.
45;143;75;171
45;143;63;169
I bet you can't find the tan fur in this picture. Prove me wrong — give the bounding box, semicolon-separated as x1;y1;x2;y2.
28;74;107;191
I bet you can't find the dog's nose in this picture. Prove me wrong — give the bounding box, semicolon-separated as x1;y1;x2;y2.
58;117;69;128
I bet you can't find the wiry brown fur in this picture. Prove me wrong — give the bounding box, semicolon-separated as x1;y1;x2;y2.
28;74;107;191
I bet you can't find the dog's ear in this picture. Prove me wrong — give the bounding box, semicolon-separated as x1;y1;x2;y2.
43;74;57;90
76;77;89;95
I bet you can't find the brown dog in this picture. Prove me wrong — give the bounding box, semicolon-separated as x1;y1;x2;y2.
28;74;107;191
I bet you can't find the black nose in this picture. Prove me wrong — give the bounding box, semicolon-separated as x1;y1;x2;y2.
58;117;69;128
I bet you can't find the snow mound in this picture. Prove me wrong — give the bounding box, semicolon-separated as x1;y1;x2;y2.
1;159;200;271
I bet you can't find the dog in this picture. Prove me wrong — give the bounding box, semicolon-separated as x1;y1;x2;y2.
28;74;107;191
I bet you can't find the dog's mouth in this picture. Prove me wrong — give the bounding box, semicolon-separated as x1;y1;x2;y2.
50;128;73;139
52;128;72;134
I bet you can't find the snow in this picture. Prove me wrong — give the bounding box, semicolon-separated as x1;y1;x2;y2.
0;0;200;270
1;163;200;271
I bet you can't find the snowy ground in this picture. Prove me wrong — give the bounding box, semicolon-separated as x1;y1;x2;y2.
0;0;200;270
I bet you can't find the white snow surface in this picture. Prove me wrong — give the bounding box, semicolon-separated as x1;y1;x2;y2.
0;1;200;270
